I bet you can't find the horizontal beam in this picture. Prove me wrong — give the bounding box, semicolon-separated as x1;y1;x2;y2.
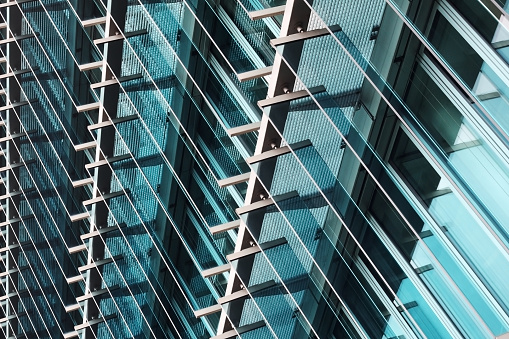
235;197;275;215
63;331;79;339
78;255;122;273
76;285;118;303
74;314;116;331
85;154;131;170
66;275;84;285
76;102;100;112
0;33;37;44
74;141;97;152
0;312;25;323
218;280;275;304
87;114;138;131
237;66;273;82
194;304;222;318
0;101;30;111
201;263;231;278
82;190;125;207
217;172;250;188
69;212;89;223
71;177;94;188
226;237;287;262
0;216;28;228
93;29;147;45
0;291;18;301
248;5;285;20
78;61;103;72
81;17;107;27
0;129;36;143
246;139;312;165
227;121;261;137
80;223;126;241
68;244;87;254
0;243;19;253
211;321;265;339
209;220;241;235
0;268;18;278
257;86;325;108
89;73;142;89
64;304;81;313
270;25;341;47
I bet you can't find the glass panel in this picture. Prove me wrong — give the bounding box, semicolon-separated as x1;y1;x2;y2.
389;129;509;336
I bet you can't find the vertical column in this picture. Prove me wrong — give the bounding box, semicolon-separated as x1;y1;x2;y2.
2;3;23;337
75;0;128;337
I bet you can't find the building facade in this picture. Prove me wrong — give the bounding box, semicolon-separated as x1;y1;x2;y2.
1;0;509;338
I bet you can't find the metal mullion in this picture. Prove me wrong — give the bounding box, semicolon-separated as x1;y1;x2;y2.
418;53;509;168
209;54;262;129
313;32;509;329
1;317;21;339
2;112;216;339
105;70;238;228
64;6;251;231
214;270;276;338
87;130;218;285
0;58;81;187
86;131;177;337
3;297;30;339
381;0;509;242
77;193;170;338
78;251;146;339
290;19;508;330
81;38;237;245
0;15;98;270
248;32;430;333
64;0;242;159
23;2;272;339
73;259;129;338
439;0;509;89
89;36;243;210
128;0;242;76
0;73;96;259
214;4;267;69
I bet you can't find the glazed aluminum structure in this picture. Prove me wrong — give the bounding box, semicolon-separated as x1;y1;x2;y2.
1;0;509;338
